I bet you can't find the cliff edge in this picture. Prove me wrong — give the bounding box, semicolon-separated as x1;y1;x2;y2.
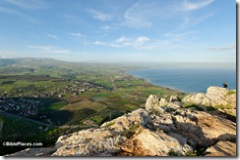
6;86;236;156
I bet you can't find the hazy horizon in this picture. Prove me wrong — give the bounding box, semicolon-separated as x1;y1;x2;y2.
0;57;236;70
0;0;236;63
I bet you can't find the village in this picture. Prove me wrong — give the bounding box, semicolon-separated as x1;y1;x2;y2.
0;79;110;117
0;95;39;116
0;71;138;123
14;79;110;98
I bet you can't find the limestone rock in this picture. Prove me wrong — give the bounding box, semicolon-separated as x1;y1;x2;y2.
53;109;152;156
205;141;236;156
121;127;193;156
182;86;236;115
145;95;164;114
166;95;183;110
167;102;182;110
169;95;178;103
52;128;125;156
159;98;168;107
173;111;236;147
206;86;227;98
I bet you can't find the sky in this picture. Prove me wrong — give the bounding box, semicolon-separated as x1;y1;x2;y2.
0;0;236;63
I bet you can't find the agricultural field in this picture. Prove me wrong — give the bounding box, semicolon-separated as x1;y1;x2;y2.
0;58;184;155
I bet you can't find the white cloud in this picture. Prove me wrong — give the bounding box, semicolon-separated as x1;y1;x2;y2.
69;33;85;37
119;36;150;47
164;31;195;39
180;0;214;11
209;45;236;51
176;12;214;30
115;37;130;43
4;0;48;10
173;0;215;30
27;45;70;54
93;36;150;49
135;37;150;45
46;33;59;40
27;45;51;50
86;9;111;21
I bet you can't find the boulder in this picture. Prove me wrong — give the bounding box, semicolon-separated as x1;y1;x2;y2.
52;128;125;156
159;98;168;107
166;95;183;110
206;86;228;98
145;95;164;114
169;95;178;103
172;111;236;147
167;102;182;110
121;127;193;156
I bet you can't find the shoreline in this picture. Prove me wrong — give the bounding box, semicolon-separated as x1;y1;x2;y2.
123;68;236;94
122;70;186;94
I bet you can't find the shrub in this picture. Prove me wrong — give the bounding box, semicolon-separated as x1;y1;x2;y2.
168;149;181;156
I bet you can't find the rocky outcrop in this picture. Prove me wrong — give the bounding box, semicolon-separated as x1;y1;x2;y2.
7;93;236;157
159;98;168;107
145;95;164;114
204;141;236;156
182;86;236;116
145;95;183;114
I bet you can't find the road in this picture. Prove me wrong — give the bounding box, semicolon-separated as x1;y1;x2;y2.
109;75;117;92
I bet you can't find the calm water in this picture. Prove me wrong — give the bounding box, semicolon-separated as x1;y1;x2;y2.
127;68;236;93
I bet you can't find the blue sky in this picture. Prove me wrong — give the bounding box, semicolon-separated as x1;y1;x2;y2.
0;0;236;63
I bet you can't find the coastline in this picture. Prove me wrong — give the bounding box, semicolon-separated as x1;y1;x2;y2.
123;70;186;94
124;67;236;94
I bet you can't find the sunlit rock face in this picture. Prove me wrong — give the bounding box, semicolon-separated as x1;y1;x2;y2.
182;86;236;116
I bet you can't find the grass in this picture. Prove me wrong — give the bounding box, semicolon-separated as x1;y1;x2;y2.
91;116;103;124
61;98;107;112
49;101;67;110
39;101;67;113
227;90;236;96
37;98;66;113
